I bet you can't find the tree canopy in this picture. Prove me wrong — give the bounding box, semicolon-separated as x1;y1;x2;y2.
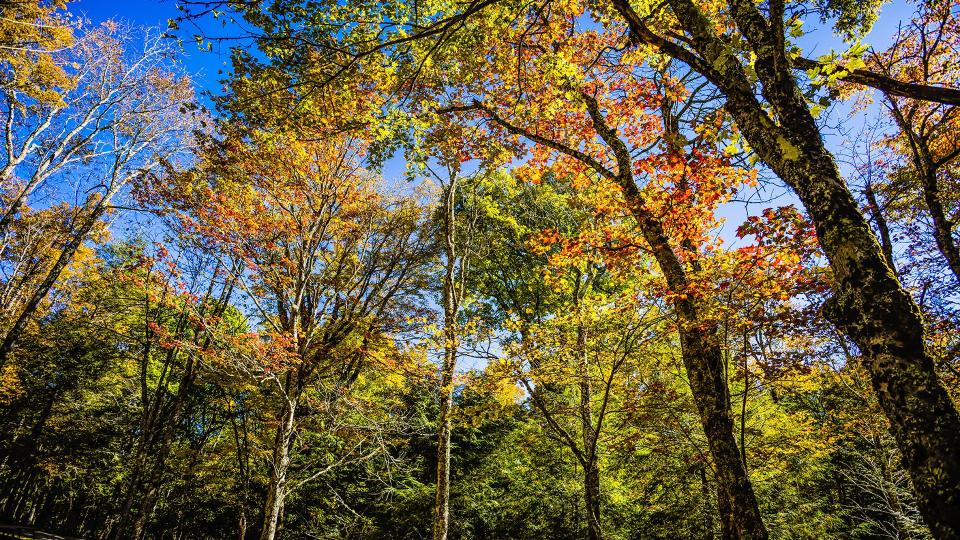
1;0;960;539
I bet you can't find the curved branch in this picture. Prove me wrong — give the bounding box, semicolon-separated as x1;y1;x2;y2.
439;101;619;181
793;56;960;105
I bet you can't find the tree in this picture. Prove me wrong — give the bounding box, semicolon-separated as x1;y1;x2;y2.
603;2;960;533
868;0;960;284
462;171;656;540
0;21;198;369
429;162;476;540
185;0;960;534
154;126;433;540
0;0;75;106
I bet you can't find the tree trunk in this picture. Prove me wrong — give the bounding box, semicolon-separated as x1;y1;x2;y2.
239;511;248;540
776;138;960;540
722;59;960;540
679;319;766;540
718;489;735;540
576;298;603;540
110;345;184;540
260;377;298;540
119;269;233;538
433;175;461;540
130;485;156;540
611;0;960;533
109;438;152;540
432;346;456;540
585;89;768;540
584;91;766;538
624;190;767;540
583;460;603;540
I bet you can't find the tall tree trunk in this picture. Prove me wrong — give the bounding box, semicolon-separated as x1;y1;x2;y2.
725;51;960;540
677;315;766;540
575;295;603;540
590;96;768;539
773;136;960;539
130;486;157;540
432;345;456;540
433;175;461;540
611;187;765;540
260;374;298;540
611;0;960;534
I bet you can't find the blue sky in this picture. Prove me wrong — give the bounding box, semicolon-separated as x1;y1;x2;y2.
73;0;231;96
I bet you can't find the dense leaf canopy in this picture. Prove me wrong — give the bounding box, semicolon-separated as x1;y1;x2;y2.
1;0;959;539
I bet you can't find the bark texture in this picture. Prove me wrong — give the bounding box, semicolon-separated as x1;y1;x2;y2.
433;176;461;540
260;374;299;540
609;0;960;535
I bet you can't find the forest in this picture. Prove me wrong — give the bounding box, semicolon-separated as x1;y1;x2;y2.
1;0;960;538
